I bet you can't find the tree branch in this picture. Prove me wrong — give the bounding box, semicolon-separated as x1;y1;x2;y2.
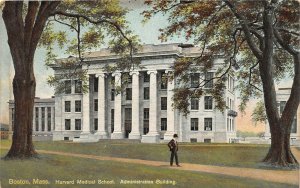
223;0;263;59
249;61;262;92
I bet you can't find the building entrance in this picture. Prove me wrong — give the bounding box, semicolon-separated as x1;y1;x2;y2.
125;108;132;138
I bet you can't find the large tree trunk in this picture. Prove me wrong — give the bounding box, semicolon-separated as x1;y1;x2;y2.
5;70;37;159
3;1;60;159
263;122;298;166
259;2;299;167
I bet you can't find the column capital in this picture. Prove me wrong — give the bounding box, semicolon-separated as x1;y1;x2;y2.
96;73;107;78
112;71;122;77
147;70;157;75
130;70;139;76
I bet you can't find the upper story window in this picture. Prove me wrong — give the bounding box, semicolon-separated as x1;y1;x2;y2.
161;97;167;110
65;80;71;94
111;89;115;101
126;88;132;100
94;77;99;92
65;101;71;112
144;72;150;83
75;100;81;112
144;87;149;100
191;98;199;110
191;73;200;88
161;72;168;89
204;96;213;110
75;80;82;93
204;72;213;89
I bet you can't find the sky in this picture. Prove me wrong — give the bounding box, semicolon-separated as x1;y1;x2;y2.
0;1;293;133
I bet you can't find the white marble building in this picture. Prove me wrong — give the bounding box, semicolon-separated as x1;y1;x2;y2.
264;88;300;141
9;43;237;143
8;97;55;141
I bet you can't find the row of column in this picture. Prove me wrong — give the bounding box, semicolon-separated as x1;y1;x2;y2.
81;70;176;140
33;106;55;132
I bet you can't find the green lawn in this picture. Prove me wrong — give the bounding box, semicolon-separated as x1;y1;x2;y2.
0;148;296;188
0;140;270;169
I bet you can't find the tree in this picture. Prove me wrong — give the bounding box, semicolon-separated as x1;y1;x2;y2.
2;1;137;159
143;0;299;167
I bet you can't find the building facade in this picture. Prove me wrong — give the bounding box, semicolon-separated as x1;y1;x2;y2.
9;44;237;143
264;88;300;142
8;97;55;141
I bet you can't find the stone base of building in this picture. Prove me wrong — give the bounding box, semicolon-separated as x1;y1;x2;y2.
94;131;108;139
141;133;160;143
73;132;99;142
164;132;176;141
129;132;141;140
111;131;124;139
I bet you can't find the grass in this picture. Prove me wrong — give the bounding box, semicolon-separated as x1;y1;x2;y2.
0;140;270;168
0;148;296;188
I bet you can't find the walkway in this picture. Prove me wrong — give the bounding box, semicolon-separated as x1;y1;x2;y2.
32;148;299;186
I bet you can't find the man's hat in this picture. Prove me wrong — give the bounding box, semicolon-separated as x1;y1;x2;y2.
173;134;178;138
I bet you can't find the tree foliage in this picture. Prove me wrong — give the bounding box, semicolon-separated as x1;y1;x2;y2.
144;0;300;167
143;0;299;114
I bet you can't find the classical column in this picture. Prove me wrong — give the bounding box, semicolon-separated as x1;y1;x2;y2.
129;70;141;139
38;107;42;132
44;107;48;132
95;73;108;138
164;70;176;140
141;70;160;143
51;106;55;131
81;75;91;135
111;72;123;139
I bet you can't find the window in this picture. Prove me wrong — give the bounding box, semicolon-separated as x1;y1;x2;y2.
111;109;114;133
204;118;212;131
94;118;98;131
191;98;199;110
94;76;99;92
161;72;168;89
161;97;167;110
111;89;115;101
161;118;167;131
75;119;81;130
191;118;198;131
65;119;71;130
47;107;51;131
190;138;197;143
126;88;132;100
35;107;39;131
204;96;213;110
191;73;199;88
279;101;286;114
65;101;71;112
291;118;297;133
65;80;71;94
94;99;98;111
144;87;149;100
144;108;149;135
144;72;150;82
204;72;213;88
204;139;211;143
41;107;45;131
75;80;82;93
123;73;132;84
75;100;81;112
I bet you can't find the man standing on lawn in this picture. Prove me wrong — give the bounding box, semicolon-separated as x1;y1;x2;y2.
168;134;181;167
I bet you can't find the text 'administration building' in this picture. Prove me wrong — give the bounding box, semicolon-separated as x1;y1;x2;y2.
9;43;237;143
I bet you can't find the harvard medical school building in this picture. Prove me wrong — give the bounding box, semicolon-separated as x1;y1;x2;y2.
9;43;238;143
